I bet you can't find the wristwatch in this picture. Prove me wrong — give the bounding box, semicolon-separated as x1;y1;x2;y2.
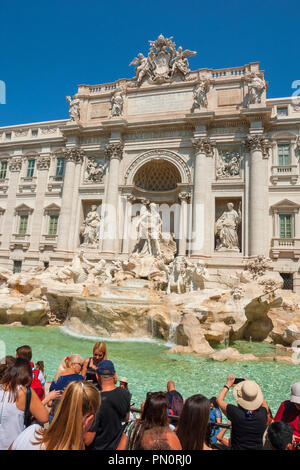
224;385;229;390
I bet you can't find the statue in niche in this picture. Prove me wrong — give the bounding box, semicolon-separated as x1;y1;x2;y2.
215;202;241;252
110;86;125;117
66;95;80;121
133;203;162;257
84;158;105;182
148;203;162;256
80;205;101;247
243;72;266;106
191;79;210;112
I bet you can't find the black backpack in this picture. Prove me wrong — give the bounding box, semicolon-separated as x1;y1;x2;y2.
170;393;183;417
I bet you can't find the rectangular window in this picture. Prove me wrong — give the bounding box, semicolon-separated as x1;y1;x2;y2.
26;159;35;178
279;214;292;238
277;107;288;116
56;158;65;177
0;161;7;179
48;215;58;235
13;261;22;273
18;214;28;235
5;133;11;140
278;144;290;166
31;129;38;137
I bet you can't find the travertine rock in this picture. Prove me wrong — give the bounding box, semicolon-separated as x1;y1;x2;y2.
210;347;257;362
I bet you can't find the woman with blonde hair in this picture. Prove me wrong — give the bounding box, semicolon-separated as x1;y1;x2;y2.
49;354;84;392
82;342;107;388
10;381;101;450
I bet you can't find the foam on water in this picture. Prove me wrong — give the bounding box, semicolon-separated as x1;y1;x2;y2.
60;325;170;346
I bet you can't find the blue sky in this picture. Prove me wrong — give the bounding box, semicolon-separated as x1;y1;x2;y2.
0;0;299;126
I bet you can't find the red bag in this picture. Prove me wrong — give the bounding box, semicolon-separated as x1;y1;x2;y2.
31;369;45;400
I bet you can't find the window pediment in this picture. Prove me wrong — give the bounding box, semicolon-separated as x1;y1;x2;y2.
271;199;300;213
15;203;34;213
44;203;60;213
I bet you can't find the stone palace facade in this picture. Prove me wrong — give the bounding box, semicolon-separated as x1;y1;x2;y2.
0;34;300;291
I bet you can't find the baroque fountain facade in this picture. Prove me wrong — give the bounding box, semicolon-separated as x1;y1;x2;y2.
1;34;300;361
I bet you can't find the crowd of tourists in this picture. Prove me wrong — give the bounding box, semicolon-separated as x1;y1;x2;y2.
0;341;299;451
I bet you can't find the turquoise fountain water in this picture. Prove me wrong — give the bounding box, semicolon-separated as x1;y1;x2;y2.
1;325;299;415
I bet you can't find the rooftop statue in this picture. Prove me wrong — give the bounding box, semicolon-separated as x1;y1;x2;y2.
66;95;80;121
130;34;196;86
243;71;266;106
110;85;125;117
191;79;210;113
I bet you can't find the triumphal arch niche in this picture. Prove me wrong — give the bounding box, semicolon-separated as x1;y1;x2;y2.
123;150;192;255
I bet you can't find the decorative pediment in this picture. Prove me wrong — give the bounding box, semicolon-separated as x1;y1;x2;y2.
23;150;39;158
43;203;60;213
271;199;300;212
15;203;34;213
272;131;297;140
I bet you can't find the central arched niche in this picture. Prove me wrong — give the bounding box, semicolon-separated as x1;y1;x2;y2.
133;159;181;192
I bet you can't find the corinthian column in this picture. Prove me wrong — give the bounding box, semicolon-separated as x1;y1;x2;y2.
191;138;215;256
102;142;123;254
178;192;191;256
1;157;22;250
247;135;271;256
30;154;51;251
57;147;84;251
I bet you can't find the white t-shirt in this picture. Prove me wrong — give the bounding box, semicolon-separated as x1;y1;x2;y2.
11;424;45;450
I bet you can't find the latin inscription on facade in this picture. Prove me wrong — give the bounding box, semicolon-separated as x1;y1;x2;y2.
127;90;193;115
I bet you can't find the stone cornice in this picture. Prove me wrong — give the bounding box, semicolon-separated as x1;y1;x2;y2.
63;147;85;164
192;137;215;157
247;135;272;159
105;142;124;160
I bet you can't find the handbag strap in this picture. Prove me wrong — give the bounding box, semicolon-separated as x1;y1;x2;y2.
24;386;32;428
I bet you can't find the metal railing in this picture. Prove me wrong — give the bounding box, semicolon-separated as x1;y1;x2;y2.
130;407;231;429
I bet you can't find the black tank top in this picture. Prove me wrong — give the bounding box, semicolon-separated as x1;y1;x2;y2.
85;358;98;385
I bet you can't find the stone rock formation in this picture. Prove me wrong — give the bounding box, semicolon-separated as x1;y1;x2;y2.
0;247;299;363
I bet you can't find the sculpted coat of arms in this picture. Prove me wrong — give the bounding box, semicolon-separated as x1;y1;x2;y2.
130;34;196;86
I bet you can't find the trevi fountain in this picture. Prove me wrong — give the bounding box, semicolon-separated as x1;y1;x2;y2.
1;34;300;408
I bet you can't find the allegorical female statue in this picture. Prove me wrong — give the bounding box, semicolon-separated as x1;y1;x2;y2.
215;202;241;252
80;205;101;247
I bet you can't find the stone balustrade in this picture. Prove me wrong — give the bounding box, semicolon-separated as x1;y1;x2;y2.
10;234;31;250
0;124;66;144
271;237;300;259
211;66;247;79
39;234;58;251
270;165;298;184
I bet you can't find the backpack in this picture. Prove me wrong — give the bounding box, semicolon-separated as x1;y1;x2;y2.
170;392;183;417
31;369;45;400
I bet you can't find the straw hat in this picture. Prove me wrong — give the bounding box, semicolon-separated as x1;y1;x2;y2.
233;380;264;410
120;377;128;384
290;382;300;404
